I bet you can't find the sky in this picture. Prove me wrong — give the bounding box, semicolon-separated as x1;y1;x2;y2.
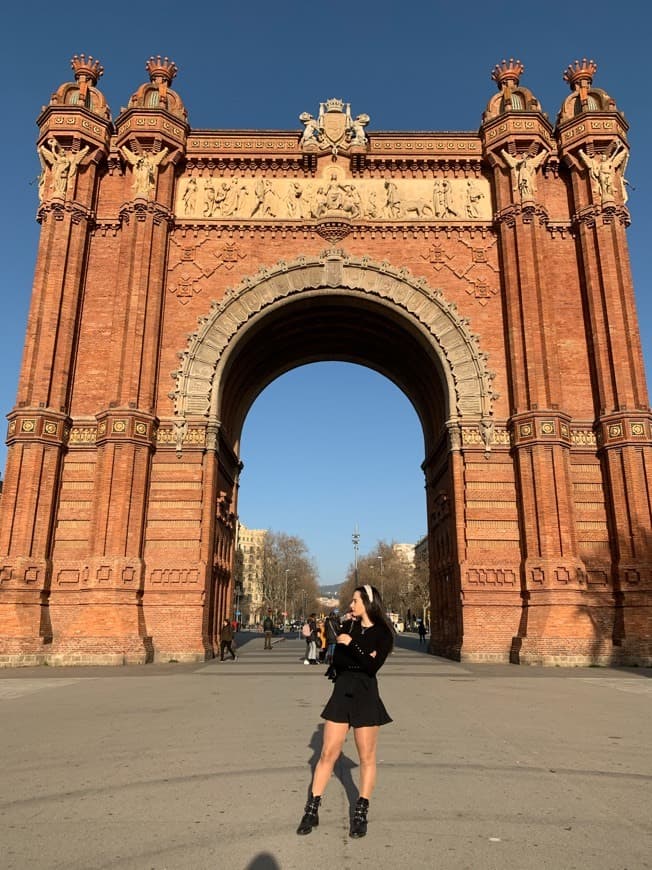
1;1;650;586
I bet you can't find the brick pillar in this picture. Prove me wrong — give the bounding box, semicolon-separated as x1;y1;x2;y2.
55;106;189;663
482;86;590;663
558;92;652;663
0;100;110;662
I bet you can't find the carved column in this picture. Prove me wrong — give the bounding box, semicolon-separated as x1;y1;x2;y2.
482;61;588;662
557;60;652;662
0;62;111;659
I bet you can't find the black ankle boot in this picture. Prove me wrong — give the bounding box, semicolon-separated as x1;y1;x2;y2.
349;797;369;838
296;794;321;835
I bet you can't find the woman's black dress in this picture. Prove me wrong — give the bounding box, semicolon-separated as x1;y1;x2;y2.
320;620;392;728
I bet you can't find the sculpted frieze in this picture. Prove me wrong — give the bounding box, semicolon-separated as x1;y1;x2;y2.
174;167;492;224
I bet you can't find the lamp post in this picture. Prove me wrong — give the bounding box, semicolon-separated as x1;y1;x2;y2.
377;556;384;602
284;569;289;628
352;525;360;584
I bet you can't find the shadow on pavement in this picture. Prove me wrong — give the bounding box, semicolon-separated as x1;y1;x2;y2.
245;853;281;870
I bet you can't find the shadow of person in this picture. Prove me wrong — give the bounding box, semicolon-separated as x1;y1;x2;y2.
306;722;359;809
245;852;281;870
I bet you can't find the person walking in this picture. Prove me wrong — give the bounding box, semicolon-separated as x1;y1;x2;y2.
304;613;318;665
296;585;394;839
317;619;327;664
219;618;237;661
263;610;274;650
324;611;340;664
418;619;427;645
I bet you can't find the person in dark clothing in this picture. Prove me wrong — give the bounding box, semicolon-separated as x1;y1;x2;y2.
219;618;237;661
418;620;427;644
297;585;394;839
324;611;340;664
263;611;274;650
304;613;318;664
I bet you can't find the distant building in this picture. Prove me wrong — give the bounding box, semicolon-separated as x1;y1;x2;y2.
236;523;267;625
392;543;416;564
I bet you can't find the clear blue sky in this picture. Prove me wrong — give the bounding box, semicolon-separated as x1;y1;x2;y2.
2;1;650;586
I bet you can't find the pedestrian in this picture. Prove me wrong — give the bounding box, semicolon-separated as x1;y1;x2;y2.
418;620;427;645
263;610;274;650
296;585;394;839
324;610;340;664
303;613;318;665
219;618;237;661
317;620;327;663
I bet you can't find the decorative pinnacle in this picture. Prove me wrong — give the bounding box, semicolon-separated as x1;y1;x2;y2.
564;58;597;90
70;54;104;85
146;56;178;85
492;58;524;89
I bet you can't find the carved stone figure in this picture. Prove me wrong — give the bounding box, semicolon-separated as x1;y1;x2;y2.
324;175;346;212
183;177;198;215
384;181;401;219
250;179;277;218
285;182;300;218
121;145;169;198
38;138;89;200
173;417;188;454
501;148;547;203
365;190;378;218
347;113;370;147
578;145;628;204
299;112;323;149
465;179;485;219
432;180;459;218
222;181;244;217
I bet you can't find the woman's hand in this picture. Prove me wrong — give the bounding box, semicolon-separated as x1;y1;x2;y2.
336;633;352;645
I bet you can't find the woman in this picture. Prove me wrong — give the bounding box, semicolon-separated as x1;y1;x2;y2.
317;619;327;663
297;585;393;839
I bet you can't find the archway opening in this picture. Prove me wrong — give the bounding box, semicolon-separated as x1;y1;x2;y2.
237;361;427;624
207;288;463;657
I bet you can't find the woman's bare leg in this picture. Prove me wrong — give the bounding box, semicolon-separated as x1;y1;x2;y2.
353;726;379;798
310;721;349;795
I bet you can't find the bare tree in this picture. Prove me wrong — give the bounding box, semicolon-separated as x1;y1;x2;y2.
339;539;419;622
261;531;320;623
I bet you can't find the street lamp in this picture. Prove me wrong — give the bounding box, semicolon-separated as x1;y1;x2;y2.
377;556;384;601
352;525;360;584
284;569;289;628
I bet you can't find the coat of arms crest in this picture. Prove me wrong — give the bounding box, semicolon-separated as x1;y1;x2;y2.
299;99;370;156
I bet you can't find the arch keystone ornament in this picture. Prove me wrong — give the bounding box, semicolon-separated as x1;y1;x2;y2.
0;57;650;667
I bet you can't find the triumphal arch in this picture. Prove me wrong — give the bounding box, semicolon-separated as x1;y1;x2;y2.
0;55;650;666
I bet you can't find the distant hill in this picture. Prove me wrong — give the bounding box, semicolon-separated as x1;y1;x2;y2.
319;584;342;599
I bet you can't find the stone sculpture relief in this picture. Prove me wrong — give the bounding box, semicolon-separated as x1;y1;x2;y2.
578;144;628;204
38;138;89;201
175;174;492;222
121;146;169;198
299;99;369;156
501;147;548;203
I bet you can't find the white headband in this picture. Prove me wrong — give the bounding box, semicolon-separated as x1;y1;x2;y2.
364;584;373;602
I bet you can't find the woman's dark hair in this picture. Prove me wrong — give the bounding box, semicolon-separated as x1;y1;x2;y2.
356;585;395;649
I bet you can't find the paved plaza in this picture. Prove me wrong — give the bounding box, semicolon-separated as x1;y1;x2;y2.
1;633;651;870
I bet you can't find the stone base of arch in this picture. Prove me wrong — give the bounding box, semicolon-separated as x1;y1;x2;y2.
427;586;652;667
